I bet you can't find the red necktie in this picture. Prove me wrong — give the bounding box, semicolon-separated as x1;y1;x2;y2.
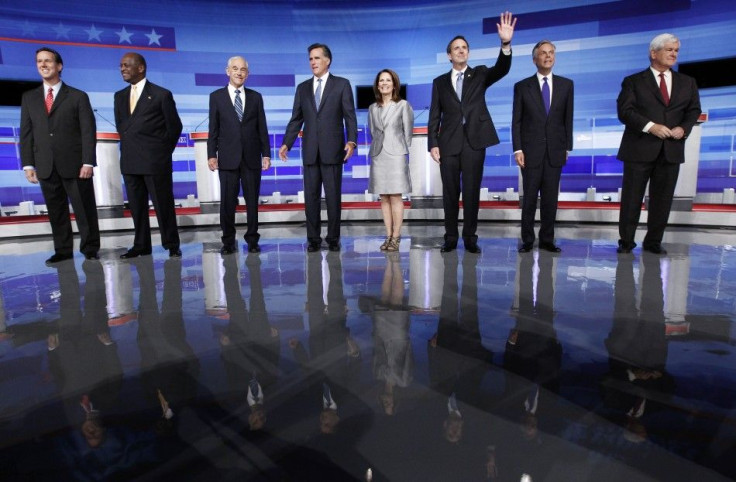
45;87;54;114
659;73;670;106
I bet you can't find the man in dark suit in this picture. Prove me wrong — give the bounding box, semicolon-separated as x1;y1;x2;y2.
428;12;517;254
114;52;183;259
207;56;272;255
512;40;574;253
279;43;358;253
616;33;701;255
20;47;100;266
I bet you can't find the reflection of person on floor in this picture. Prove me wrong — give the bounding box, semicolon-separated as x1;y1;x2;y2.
428;252;492;443
290;251;360;434
359;252;413;415
219;253;280;431
603;254;673;444
47;259;121;444
504;251;562;443
132;256;199;435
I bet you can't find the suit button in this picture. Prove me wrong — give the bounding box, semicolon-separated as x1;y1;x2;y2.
49;133;54;136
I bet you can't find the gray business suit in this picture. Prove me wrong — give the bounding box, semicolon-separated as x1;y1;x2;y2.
368;99;413;194
282;73;357;245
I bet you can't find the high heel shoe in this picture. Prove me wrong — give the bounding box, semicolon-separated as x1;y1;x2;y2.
386;236;401;252
380;236;392;251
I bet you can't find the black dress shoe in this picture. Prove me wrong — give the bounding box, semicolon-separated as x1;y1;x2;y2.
465;243;481;254
220;245;237;255
120;248;151;259
45;253;73;266
84;252;99;260
248;243;261;253
440;243;456;253
307;242;320;253
518;244;533;253
328;242;341;252
169;248;182;258
643;244;667;255
616;246;632;254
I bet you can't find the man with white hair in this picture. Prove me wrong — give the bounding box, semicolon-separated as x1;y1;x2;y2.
616;33;701;255
208;56;271;254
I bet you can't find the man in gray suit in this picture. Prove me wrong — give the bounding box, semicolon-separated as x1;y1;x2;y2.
279;43;358;252
512;40;574;253
20;47;100;265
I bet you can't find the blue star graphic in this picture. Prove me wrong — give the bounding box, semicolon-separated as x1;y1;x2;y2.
53;22;71;39
145;28;163;46
116;26;133;44
85;24;104;42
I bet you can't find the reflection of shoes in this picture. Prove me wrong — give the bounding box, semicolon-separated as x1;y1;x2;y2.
328;242;340;252
440;242;456;253
248;243;261;253
120;248;151;259
380;237;392;251
643;244;667;255
465;243;481;254
307;242;320;252
539;242;561;253
386;236;400;252
169;248;182;258
45;253;73;265
220;244;237;255
518;244;533;253
617;240;636;254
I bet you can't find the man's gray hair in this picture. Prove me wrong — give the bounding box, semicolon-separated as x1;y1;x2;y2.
227;56;249;70
650;33;679;51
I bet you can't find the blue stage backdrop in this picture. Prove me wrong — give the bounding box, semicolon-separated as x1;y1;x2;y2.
1;0;734;206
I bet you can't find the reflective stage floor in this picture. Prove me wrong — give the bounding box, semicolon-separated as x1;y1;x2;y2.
1;222;735;481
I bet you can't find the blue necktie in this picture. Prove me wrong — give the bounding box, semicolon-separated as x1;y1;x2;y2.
249;377;260;399
455;72;463;100
542;77;550;115
315;78;322;111
234;89;243;122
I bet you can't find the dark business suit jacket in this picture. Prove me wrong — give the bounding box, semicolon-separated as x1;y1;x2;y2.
616;68;700;165
207;87;270;169
282;74;358;164
428;49;512;155
20;83;97;177
114;80;182;175
20;82;99;256
512;74;574;167
207;86;271;245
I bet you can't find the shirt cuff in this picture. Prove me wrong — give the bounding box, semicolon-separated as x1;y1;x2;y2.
643;121;654;133
23;166;35;171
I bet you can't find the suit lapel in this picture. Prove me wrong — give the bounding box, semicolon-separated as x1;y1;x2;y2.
644;70;667;106
527;76;546;115
319;76;335;110
241;89;253;123
49;84;68;116
131;82;152;118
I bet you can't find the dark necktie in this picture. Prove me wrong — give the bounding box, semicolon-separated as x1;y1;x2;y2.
659;73;670;106
315;78;322;111
45;87;54;114
234;89;243;122
542;76;550;114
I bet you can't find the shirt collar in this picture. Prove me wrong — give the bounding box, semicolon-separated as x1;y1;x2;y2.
43;80;62;93
536;72;553;82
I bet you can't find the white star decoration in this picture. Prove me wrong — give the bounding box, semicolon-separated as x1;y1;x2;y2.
53;22;71;39
85;24;103;42
145;28;163;46
116;26;133;44
21;20;36;37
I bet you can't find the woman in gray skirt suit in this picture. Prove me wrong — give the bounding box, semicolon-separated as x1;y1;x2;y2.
368;69;414;252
